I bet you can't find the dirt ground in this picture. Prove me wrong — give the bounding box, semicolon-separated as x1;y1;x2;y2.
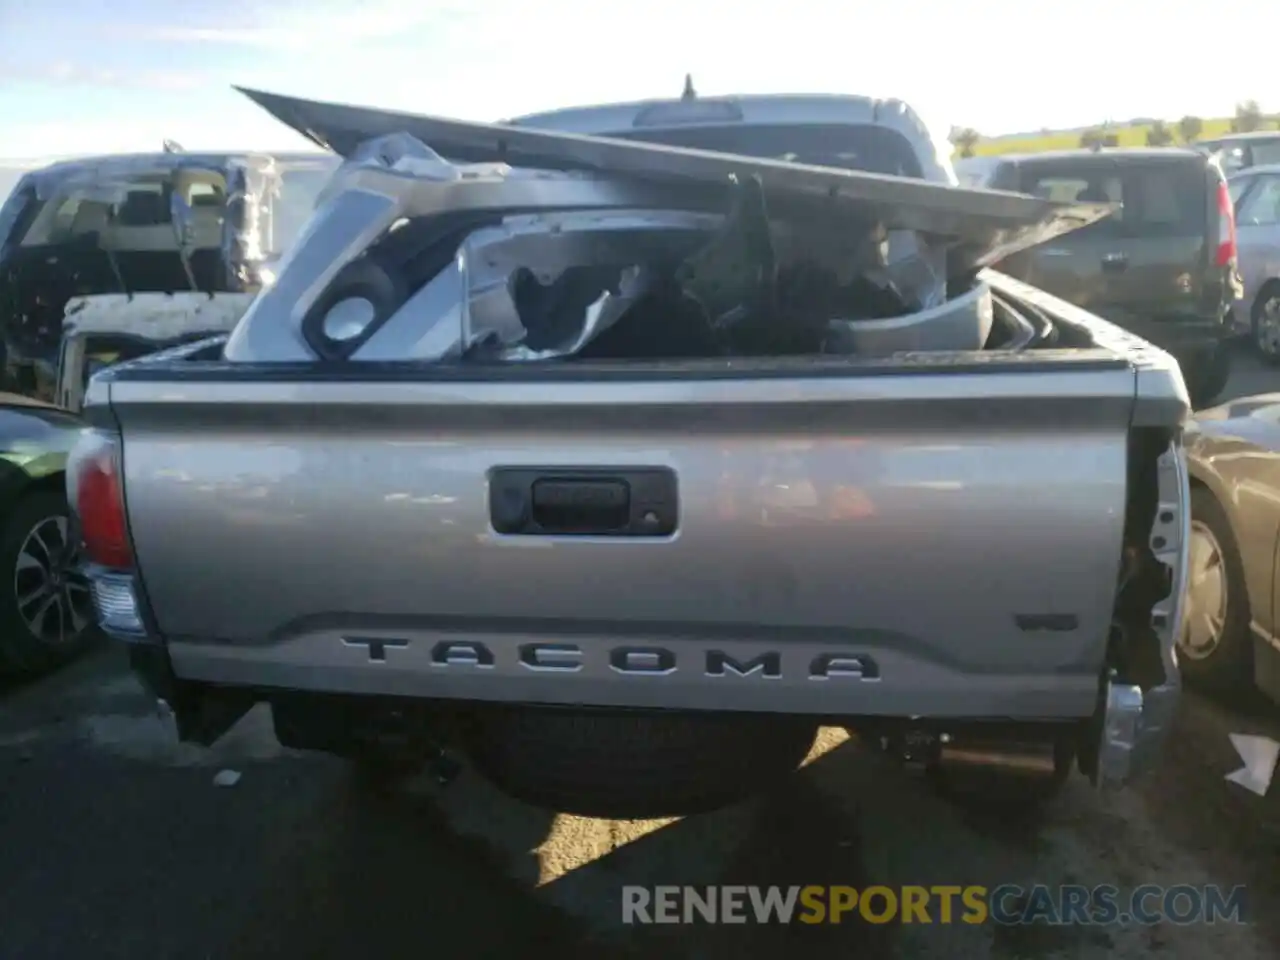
1;641;1278;960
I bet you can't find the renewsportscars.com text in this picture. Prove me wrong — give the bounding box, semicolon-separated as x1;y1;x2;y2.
621;884;1247;926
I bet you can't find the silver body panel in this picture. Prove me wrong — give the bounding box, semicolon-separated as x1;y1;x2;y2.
96;269;1190;720
1227;165;1280;321
79;93;1189;743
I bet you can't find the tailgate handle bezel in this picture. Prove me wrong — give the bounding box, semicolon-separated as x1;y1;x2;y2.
489;467;678;537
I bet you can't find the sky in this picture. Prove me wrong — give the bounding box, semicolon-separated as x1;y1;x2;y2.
0;0;1276;161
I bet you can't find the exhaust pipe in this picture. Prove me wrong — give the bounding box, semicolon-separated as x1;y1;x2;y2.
935;738;1060;778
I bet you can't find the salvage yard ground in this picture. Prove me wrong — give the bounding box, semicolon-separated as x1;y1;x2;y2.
2;346;1279;960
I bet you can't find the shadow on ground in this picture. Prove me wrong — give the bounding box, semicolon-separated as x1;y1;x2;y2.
227;735;903;960
8;646;1280;959
1136;690;1280;946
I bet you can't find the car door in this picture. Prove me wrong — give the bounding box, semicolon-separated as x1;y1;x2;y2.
1232;174;1280;315
1101;160;1213;323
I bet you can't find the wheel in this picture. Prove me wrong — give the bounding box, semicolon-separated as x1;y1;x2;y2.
1177;487;1253;692
466;708;818;818
1251;281;1280;366
1180;343;1231;409
0;490;97;675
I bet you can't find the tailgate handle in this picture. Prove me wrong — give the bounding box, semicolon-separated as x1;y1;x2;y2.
533;479;629;531
490;467;678;536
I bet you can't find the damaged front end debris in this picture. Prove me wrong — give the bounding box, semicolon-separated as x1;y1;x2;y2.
223;90;1113;365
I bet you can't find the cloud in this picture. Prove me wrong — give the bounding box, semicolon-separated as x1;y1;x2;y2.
114;1;473;51
0;60;206;90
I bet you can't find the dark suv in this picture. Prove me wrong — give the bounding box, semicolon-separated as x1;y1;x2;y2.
980;148;1241;407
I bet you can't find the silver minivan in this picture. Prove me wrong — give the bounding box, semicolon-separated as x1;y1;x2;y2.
1227;164;1280;358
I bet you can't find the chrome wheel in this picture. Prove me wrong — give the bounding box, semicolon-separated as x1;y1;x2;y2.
13;515;93;646
1254;293;1280;357
1180;520;1229;661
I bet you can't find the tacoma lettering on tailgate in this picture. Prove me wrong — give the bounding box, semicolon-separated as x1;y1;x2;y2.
341;638;881;681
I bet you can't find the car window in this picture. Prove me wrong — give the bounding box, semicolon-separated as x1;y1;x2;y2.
1022;175;1122;204
1019;163;1205;236
186;182;223;205
19;176;173;246
1237;176;1280;227
1216;146;1248;173
1229;177;1256;210
19;196;87;246
1019;173;1124;236
1250;141;1280;166
1131;169;1197;228
112;182;170;227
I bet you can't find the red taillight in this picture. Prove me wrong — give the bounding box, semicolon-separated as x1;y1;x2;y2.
1215;180;1237;267
75;444;132;569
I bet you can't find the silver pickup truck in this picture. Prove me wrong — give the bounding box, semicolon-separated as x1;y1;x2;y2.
67;89;1190;819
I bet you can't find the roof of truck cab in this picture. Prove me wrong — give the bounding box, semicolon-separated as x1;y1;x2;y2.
15;151;333;190
31;150;327;172
7;151;339;203
507;94;915;135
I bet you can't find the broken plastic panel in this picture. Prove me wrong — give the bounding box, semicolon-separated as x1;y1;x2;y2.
353;207;719;362
825;283;993;354
221;117;1116;364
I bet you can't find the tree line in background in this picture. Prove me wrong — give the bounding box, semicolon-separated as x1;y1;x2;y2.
949;100;1270;158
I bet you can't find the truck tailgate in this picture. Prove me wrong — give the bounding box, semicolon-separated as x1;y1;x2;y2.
111;356;1135;717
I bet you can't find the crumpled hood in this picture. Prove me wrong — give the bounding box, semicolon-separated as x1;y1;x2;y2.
234;86;1115;278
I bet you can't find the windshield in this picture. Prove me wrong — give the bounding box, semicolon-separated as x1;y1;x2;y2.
609;123;925;178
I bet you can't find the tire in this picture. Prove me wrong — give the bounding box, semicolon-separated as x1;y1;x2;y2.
1181;343;1231;410
1251;281;1280;366
466;708;818;819
1177;486;1253;693
0;489;97;676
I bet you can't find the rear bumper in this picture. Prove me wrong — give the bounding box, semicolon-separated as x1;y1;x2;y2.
1118;315;1226;353
130;634;1179;789
1097;675;1179;788
163;632;1106;719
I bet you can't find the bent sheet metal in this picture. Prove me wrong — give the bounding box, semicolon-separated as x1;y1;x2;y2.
234;86;1115;277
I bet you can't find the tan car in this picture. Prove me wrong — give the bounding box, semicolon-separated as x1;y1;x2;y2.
1182;394;1280;702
